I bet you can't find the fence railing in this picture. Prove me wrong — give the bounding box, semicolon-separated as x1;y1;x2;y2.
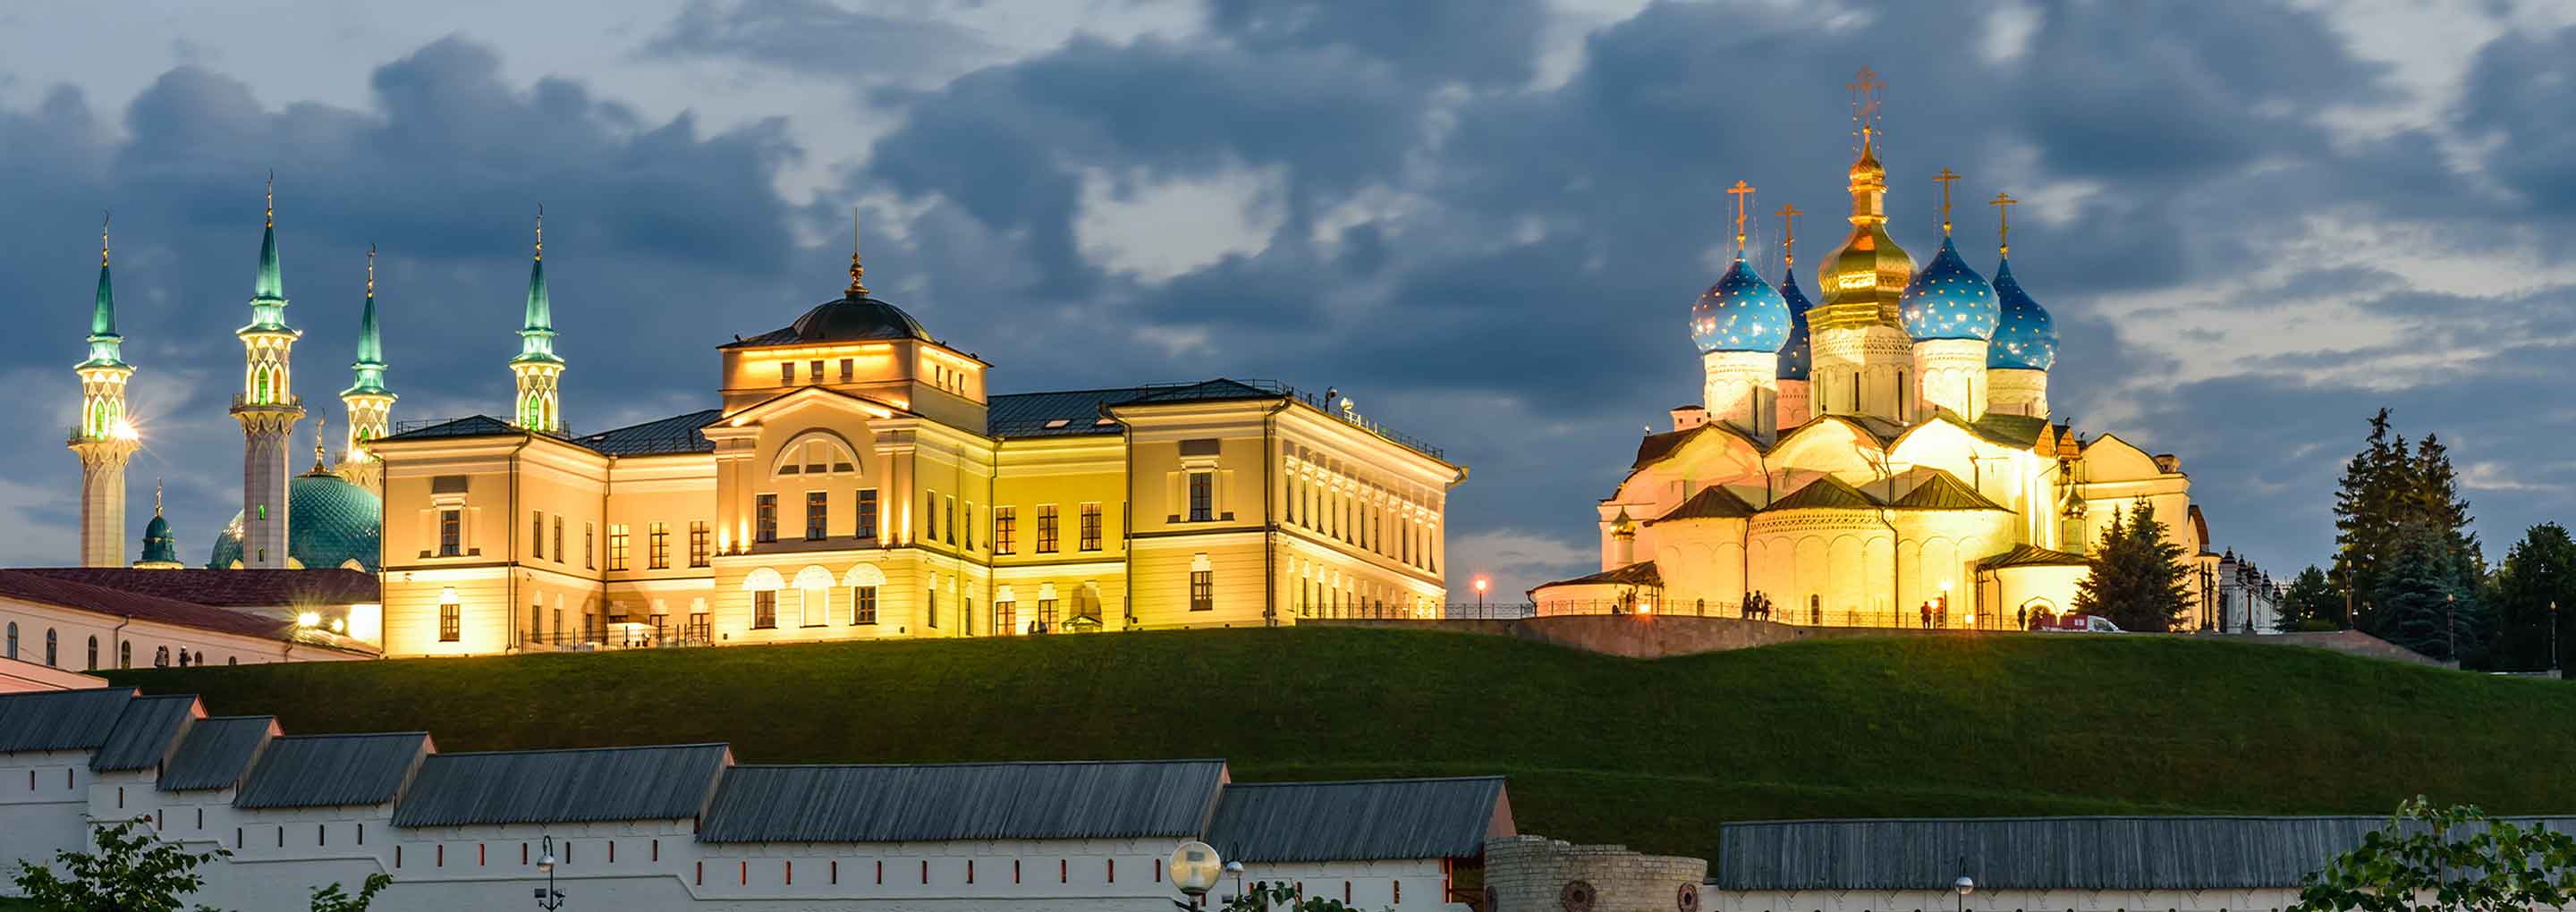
1423;598;2038;630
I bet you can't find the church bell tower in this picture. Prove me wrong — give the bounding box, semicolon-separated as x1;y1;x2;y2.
231;178;304;569
70;216;139;567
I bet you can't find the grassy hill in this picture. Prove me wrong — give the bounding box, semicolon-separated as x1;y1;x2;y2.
102;628;2576;862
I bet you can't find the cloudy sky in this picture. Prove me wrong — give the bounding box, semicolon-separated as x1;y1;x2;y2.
2;0;2570;596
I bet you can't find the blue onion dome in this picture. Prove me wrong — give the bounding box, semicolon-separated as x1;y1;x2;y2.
1690;257;1792;353
1898;236;1999;341
1775;268;1813;380
208;471;383;571
1987;258;2057;370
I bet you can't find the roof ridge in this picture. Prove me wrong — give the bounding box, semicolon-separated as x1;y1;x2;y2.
272;730;430;741
1226;775;1504;788
731;757;1227;770
581;408;724;438
431;742;730;758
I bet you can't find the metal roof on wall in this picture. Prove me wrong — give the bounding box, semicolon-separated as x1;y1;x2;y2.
233;732;431;809
698;759;1228;843
159;716;280;792
392;744;733;827
1205;777;1509;863
0;688;134;754
89;694;202;773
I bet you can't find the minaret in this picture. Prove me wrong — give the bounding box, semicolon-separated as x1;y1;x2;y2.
1808;68;1917;424
510;208;564;434
71;215;140;568
231;176;305;570
133;482;184;570
338;246;395;489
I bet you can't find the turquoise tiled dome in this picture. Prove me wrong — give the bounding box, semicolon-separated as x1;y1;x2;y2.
1898;237;1999;342
1690;258;1792;354
1987;258;2057;371
208;471;382;571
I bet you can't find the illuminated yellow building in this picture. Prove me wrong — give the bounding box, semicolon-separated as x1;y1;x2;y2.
367;240;1463;656
1531;75;2246;631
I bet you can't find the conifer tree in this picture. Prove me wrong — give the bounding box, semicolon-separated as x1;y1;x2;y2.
2373;520;2476;661
2484;523;2576;671
2332;410;2400;616
2410;432;2484;579
2074;499;2192;632
2277;566;2343;631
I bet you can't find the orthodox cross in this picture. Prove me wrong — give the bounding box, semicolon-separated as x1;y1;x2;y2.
1847;66;1885;150
1989;191;2018;257
1933;168;1961;236
1727;181;1755;255
1776;203;1802;267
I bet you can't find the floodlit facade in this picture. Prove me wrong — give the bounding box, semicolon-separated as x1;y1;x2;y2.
1533;79;2254;631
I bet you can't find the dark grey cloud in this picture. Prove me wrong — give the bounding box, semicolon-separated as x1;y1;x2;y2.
644;0;999;80
1207;0;1546;88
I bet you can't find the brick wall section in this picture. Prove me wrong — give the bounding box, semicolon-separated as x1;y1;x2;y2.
1308;616;2444;664
1485;835;1707;912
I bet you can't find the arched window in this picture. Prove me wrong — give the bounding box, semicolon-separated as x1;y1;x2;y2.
792;566;835;628
86;637;97;671
4;621;13;660
44;629;57;667
120;641;131;669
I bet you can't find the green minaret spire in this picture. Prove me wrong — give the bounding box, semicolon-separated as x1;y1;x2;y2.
244;173;292;332
80;214;126;369
512;206;560;366
343;245;390;397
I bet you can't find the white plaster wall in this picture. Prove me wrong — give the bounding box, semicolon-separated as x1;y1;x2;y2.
0;750;96;893
1237;857;1460;911
1709;885;2334;912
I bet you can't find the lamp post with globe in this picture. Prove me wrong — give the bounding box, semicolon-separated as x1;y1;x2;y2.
1473;577;1488;617
1954;873;1975;912
533;835;566;910
1170;841;1224;911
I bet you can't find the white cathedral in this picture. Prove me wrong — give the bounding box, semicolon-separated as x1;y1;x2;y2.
1530;98;2255;631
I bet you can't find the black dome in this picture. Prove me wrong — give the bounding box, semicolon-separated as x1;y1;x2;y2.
790;295;930;342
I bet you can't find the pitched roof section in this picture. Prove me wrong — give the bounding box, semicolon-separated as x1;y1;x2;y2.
1532;561;1662;591
1978;544;2093;570
1892;472;2009;511
989;380;1281;440
1971;412;2051;448
0;571;370;651
1649;487;1758;523
91;694;202;773
1205;777;1510;863
372;415;519;443
160;716;279;792
234;732;431;809
393;744;733;828
1762;476;1883;511
0;688;134;754
577;410;722;456
698;759;1228;843
1715;816;2576;891
14;568;378;607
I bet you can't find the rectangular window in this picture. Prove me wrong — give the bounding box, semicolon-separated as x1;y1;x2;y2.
923;492;937;542
1037;505;1059;553
585;522;596;569
607;524;631;571
992;506;1015;554
1189;473;1213;522
806;492;829;541
1080;503;1103;552
1191;570;1213;612
809;359;824;384
438;602;461;642
839;358;854;382
689;521;709;567
1038;598;1058;633
945;495;957;545
648;522;671;570
852;587;877;625
995;600;1015;635
752;591;776;629
756;494;777;544
439;510;461;556
926;587;939;629
531;511;546;560
781;362;795;384
963;502;975;551
856;489;877;540
553;517;564;564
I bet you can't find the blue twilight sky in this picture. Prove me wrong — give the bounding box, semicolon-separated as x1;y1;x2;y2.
1;0;2570;597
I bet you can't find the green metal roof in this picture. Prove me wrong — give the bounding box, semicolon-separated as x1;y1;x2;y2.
1761;476;1883;511
253;221;284;303
80;258;127;369
1534;560;1663;590
512;253;561;365
139;511;178;565
1977;543;2091;570
1648;486;1758;523
1892;471;2009;511
343;277;390;398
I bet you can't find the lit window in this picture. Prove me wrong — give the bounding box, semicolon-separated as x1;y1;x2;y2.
1036;505;1059;553
648;522;671;570
852;587;877;625
993;506;1015;554
608;524;631;571
438;601;461;643
1080;503;1103;551
689;521;710;567
1190;570;1213;612
756;494;777;544
806;493;829;541
1188;474;1213;522
994;600;1016;635
752;591;777;629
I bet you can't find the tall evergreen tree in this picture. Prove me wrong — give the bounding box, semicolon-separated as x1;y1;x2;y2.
2332;410;2401;620
2373;520;2477;662
2485;523;2576;672
2075;499;2192;632
2277;565;2343;631
2410;432;2484;579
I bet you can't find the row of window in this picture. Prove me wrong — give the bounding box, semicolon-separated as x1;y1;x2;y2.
743;492;1107;557
1286;470;1438;573
2;623;237;670
605;521;712;571
697;856;1155;891
781;358;860;385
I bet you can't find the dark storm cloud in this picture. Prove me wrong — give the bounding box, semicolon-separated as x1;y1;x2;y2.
2459;22;2576;215
644;0;1000;80
1207;0;1547;88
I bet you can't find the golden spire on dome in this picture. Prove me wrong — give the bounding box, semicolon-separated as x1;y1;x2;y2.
366;243;377;296
101;212;110;266
533;204;544;262
1726;181;1755;257
1777;203;1802;267
846;205;869;297
1933;167;1961;236
265;172;275;229
1990;191;2018;256
312;413;329;472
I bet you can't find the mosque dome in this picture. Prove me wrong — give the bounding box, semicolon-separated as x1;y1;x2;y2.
139;513;178;567
1775;269;1814;380
1987;258;2057;370
1898;237;1999;341
784;293;931;343
1690;258;1792;354
208;470;383;571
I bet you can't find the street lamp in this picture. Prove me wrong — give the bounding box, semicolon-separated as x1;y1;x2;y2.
533;835;565;910
1170;841;1223;911
1953;874;1975;912
1225;860;1245;901
1473;577;1488;617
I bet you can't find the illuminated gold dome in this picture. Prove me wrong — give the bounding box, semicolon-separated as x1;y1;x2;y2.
1812;129;1913;325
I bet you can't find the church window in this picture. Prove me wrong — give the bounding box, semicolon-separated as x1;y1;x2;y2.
755;494;778;544
553;517;564;564
805;492;828;541
945;496;957;545
585;523;596;569
1036;505;1059;553
43;630;55;667
531;511;546;560
154;646;169;668
649;522;671;569
439;601;461;643
855;489;878;540
85;636;96;671
439;510;462;557
994;600;1015;635
1191;570;1214;612
689;521;710;567
1188;473;1213;522
809;360;824;384
751;591;777;629
852;587;877;625
992;506;1015;554
839;359;854;382
1080;503;1103;551
780;362;795;384
608;525;631;570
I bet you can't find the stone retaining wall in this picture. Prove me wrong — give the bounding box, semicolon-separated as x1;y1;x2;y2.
1484;835;1707;912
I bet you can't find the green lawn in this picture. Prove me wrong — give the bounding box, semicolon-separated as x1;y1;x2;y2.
100;628;2576;862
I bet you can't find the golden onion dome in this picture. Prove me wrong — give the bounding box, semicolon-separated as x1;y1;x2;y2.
1813;127;1913;321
